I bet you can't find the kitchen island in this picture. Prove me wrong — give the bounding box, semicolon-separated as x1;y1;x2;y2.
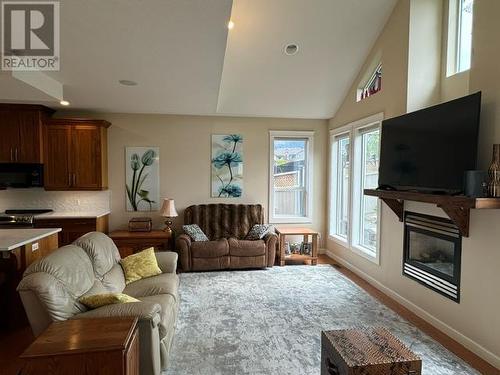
0;228;61;252
0;228;61;331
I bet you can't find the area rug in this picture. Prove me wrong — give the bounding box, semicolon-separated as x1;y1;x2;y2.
166;265;478;374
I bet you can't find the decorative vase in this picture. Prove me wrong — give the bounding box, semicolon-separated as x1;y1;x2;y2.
488;144;500;197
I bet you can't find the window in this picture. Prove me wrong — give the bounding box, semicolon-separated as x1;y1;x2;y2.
269;131;314;223
353;127;380;254
329;114;382;263
457;0;473;72
357;63;382;102
329;133;350;240
447;0;474;75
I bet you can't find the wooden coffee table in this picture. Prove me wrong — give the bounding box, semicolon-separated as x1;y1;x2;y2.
321;327;422;374
275;227;319;266
20;317;139;375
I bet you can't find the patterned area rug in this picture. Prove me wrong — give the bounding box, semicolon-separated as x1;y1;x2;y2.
166;265;477;375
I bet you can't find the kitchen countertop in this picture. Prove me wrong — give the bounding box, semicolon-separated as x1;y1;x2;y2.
34;210;111;219
0;228;62;251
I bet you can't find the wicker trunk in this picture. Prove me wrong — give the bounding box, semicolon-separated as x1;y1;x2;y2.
321;327;422;375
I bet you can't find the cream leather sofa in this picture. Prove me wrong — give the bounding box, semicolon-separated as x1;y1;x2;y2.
17;232;179;375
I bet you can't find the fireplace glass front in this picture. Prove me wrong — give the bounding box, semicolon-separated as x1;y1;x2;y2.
403;212;461;302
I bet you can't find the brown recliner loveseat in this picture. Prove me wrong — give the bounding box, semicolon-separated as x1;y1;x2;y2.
176;204;277;271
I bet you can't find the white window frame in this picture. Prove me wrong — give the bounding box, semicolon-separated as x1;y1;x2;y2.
329;113;383;265
269;130;314;224
446;0;473;76
329;126;352;246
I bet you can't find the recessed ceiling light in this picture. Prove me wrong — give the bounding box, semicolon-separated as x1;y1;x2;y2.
227;20;234;30
284;43;299;56
60;100;70;106
119;79;138;86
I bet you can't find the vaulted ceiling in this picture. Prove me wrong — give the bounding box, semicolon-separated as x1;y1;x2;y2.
0;0;397;119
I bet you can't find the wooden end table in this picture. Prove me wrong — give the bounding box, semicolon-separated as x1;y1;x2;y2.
109;230;171;258
275;227;319;266
321;327;422;375
20;317;139;375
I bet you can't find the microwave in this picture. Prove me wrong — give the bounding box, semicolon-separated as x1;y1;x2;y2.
0;163;44;188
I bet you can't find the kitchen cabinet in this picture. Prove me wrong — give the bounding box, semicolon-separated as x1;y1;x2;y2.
43;118;110;190
34;215;109;247
0;104;54;163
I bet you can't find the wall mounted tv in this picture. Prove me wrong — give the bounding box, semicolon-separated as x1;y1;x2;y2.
378;92;481;193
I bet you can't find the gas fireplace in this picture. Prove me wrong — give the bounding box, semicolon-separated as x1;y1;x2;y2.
403;212;462;302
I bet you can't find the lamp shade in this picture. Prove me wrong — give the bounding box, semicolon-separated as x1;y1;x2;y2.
160;198;178;217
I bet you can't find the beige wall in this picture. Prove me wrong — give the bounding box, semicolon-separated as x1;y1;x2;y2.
57;112;328;241
407;0;443;112
328;0;500;367
329;0;410;127
470;0;500;168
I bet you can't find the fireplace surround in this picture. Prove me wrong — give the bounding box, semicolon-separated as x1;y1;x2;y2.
403;212;462;302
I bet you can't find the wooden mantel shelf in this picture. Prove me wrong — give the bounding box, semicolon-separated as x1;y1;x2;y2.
364;189;500;237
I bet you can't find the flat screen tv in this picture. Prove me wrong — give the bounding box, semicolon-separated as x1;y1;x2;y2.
378;92;481;193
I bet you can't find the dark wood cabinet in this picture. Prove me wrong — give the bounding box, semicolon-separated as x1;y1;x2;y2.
34;215;109;247
43;124;72;189
0;104;54;163
109;230;171;258
0;114;20;162
43;118;110;190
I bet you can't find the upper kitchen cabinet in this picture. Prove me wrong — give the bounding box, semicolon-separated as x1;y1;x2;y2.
0;104;54;163
43;118;110;190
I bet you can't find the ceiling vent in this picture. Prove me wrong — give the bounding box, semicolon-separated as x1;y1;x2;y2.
119;80;138;86
284;43;299;56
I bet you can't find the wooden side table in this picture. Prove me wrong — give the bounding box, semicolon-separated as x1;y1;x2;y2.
20;317;139;375
275;227;319;266
109;230;171;258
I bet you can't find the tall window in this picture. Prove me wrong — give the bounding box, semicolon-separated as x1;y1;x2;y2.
330;133;350;239
447;0;474;75
269;131;314;223
329;114;382;263
457;0;473;72
354;128;380;254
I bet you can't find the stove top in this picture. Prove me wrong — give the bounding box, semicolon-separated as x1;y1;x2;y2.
0;209;53;227
4;209;53;215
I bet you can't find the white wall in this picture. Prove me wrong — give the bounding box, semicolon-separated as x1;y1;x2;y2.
328;0;500;367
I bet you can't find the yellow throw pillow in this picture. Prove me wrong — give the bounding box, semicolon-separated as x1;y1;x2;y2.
79;293;139;309
120;247;162;284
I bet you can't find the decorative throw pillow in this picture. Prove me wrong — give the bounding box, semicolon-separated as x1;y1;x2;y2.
120;247;162;284
79;293;140;309
246;224;274;240
183;224;209;242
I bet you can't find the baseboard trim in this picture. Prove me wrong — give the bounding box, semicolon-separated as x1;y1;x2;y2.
325;250;500;369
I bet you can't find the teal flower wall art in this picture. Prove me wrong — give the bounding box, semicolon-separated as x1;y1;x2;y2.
125;147;160;211
211;134;243;198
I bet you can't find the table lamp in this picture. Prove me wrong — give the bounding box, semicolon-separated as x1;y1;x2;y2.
160;198;178;235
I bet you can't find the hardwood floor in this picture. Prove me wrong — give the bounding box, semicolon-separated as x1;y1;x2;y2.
316;254;500;375
0;326;33;375
1;256;498;375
